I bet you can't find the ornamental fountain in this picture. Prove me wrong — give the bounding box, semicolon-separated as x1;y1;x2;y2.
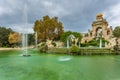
22;4;30;56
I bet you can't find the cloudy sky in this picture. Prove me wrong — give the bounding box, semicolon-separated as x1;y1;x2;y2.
0;0;120;33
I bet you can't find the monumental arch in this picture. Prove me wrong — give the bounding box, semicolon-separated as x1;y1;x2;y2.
81;14;113;43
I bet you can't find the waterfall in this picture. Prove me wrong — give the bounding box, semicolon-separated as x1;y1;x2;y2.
79;42;81;48
99;38;102;48
67;40;69;48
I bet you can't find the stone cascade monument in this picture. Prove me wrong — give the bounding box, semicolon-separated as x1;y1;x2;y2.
81;13;113;43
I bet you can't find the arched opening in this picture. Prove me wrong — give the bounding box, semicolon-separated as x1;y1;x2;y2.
107;30;110;35
85;40;87;43
90;32;92;37
96;27;102;37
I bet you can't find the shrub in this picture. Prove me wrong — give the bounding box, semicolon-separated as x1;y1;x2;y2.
81;38;109;47
113;45;120;54
70;45;79;54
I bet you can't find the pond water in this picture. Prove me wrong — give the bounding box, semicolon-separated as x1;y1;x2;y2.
0;50;120;80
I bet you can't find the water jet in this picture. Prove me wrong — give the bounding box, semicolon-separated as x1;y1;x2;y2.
22;4;30;56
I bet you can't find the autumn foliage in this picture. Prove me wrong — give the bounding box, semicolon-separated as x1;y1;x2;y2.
8;32;21;44
33;15;64;42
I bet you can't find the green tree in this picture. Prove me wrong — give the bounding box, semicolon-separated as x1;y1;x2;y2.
113;26;120;38
113;26;120;54
28;33;34;46
60;31;82;45
0;27;14;47
33;15;64;42
60;31;72;43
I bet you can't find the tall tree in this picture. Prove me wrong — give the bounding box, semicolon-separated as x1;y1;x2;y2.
33;15;64;42
113;26;120;38
113;26;120;53
0;27;14;47
60;31;82;45
28;33;34;46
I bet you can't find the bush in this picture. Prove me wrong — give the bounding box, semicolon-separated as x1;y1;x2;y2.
70;46;79;54
81;38;109;47
113;45;120;54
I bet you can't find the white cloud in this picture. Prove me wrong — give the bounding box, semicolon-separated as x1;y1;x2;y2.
103;3;120;29
0;0;120;33
0;7;5;15
0;0;24;16
42;1;70;17
9;23;34;33
0;6;13;16
42;1;53;7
